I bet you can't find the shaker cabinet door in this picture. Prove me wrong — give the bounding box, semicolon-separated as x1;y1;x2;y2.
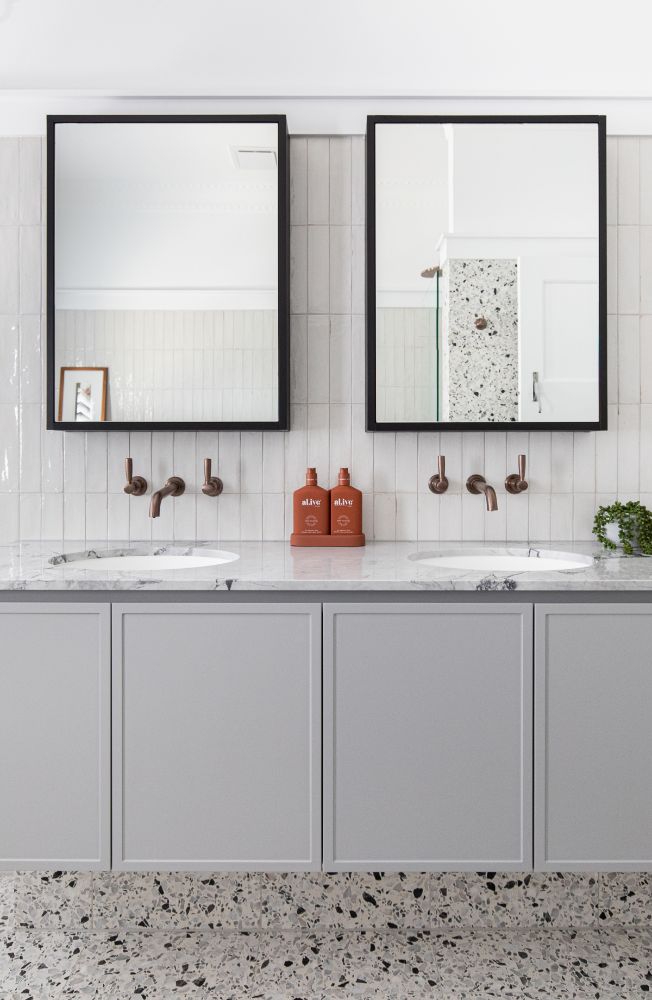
112;603;321;870
535;604;652;870
324;603;533;870
0;603;111;870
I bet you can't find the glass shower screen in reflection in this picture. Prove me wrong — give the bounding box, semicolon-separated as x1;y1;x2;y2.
47;116;289;430
366;116;607;431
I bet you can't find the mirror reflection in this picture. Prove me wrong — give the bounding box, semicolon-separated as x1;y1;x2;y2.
370;118;604;428
50;117;287;427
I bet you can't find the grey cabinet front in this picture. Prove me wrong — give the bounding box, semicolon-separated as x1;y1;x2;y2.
536;604;652;870
0;603;110;871
112;603;321;870
324;603;533;871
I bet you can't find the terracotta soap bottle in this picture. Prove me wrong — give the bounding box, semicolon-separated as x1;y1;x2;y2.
330;468;364;543
291;468;330;544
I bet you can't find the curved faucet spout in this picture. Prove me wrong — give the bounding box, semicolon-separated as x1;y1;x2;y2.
466;474;498;512
149;476;185;518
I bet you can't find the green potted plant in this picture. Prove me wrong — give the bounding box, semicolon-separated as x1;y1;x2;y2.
593;500;652;556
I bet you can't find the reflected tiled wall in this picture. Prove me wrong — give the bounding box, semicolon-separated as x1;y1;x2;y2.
0;134;649;543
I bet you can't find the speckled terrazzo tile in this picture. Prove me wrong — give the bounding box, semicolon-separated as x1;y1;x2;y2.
8;930;98;998
0;873;14;932
261;872;430;930
93;873;260;930
252;930;325;996
431;872;598;928
598;873;652;923
319;930;438;996
13;872;92;930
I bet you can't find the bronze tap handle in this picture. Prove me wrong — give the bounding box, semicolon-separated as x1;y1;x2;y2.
428;454;449;495
123;457;147;497
202;458;224;498
505;454;528;494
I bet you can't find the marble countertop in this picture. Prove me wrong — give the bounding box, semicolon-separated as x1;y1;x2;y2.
0;539;651;591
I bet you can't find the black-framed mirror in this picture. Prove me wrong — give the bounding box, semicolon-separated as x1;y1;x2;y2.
47;114;289;430
366;115;607;432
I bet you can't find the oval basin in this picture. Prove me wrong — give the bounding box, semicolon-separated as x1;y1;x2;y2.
410;549;593;573
52;550;239;571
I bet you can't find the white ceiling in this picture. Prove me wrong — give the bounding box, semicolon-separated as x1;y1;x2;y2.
2;0;652;97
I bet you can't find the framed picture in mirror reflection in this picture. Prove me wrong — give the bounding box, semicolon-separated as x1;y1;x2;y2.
58;366;108;422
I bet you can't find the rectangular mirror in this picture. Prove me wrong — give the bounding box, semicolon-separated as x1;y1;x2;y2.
47;115;289;430
366;115;606;431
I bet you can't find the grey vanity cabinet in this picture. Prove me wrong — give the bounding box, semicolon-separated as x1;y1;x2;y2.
0;603;111;871
323;603;533;871
535;604;652;870
112;603;321;871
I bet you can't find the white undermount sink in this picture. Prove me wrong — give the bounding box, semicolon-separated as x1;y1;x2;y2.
409;548;594;573
51;549;239;571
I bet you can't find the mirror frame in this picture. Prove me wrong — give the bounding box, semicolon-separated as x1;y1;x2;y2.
365;114;608;432
46;114;290;431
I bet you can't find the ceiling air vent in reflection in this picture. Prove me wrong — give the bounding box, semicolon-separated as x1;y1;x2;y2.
230;146;277;170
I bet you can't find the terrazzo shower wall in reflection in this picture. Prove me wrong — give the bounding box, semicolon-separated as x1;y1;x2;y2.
0;133;647;543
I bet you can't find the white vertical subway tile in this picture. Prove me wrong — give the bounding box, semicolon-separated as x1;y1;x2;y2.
63;492;85;541
18;314;40;403
573;494;597;541
41;492;64;540
373;432;396;492
351;225;365;315
307;137;329;224
0;227;19;313
618;226;640;314
107;492;129;540
640;138;652;225
373;493;396;540
19;402;40;492
350;314;365;404
85;434;108;493
641;315;652;403
617;137;640;225
173;491;196;540
85;493;108;540
0;315;19;405
262;493;285;541
607;314;618;405
596;404;619;493
607;224;618;316
172;431;196;491
550;494;573;540
417;491;439;540
284;405;307;493
329;315;352;403
442;433;463;494
0;138;18;223
617;403;640;497
606;136;618;226
528;493;551;542
573;433;596;492
396;493;417;540
262;431;285;493
640;227;652;313
618;316;641;403
307;225;330;314
362;491;373;539
196;491;219;541
351;403;374;492
484;504;507;543
0;494;19;542
307;314;330;402
417;432;440;494
329;224;352;315
351;135;365;226
290;226;308;314
290;314;308;403
19;137;41;224
19;226;41;314
462;432;484;481
217;492;240;540
307;403;330;482
219;432;242;493
551;432;574;493
241;432;263;493
484;432;507;493
439;493;462;541
129;495;152;541
329;137;352;225
527;433;551;494
639;404;652;493
505;492;529;541
41;419;63;493
395;433;418;492
107;431;131;492
289;137;308;225
19;493;41;540
461;492;485;541
329;402;352;485
196;430;220;480
63;431;85;493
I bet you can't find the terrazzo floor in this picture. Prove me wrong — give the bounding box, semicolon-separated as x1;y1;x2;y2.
2;925;652;998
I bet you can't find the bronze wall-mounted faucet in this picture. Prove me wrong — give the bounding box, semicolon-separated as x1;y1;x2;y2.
505;454;528;494
466;474;498;512
202;458;223;497
123;457;147;497
149;476;185;518
428;455;449;494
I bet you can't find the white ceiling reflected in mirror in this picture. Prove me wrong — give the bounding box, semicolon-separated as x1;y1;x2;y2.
367;116;606;431
47;115;289;430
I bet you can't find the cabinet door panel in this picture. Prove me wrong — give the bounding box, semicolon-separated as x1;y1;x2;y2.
0;603;110;870
536;604;652;870
113;604;321;870
324;603;532;871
